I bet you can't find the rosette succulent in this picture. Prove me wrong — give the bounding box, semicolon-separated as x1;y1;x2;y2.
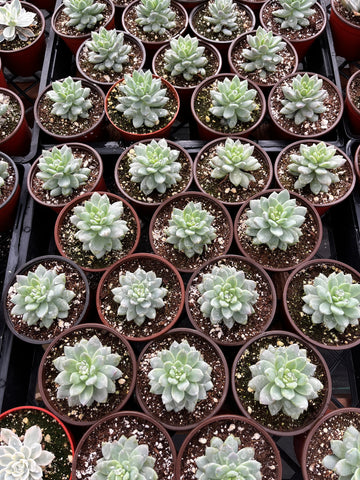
273;0;317;30
302;271;360;333
343;0;360;14
148;339;213;412
129;139;181;195
287;142;346;195
0;426;55;480
10;264;76;329
323;426;360;479
203;0;238;36
248;343;323;419
135;0;176;34
111;267;168;326
164;35;208;81
36;145;91;197
197;265;258;329
0;93;10;126
85;28;132;72
46;76;93;122
280;73;328;125
70;192;129;259
165;201;217;258
0;0;36;42
210;138;261;188
0;159;9;189
245;189;307;251
91;436;158;480
63;0;105;31
195;435;262;480
209;76;258;129
53;335;123;406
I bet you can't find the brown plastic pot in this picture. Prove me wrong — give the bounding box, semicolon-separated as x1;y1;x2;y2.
0;88;31;156
346;70;360;135
330;0;360;61
0;152;20;232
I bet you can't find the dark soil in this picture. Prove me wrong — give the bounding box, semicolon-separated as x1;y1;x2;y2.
332;0;360;27
348;73;360;111
0;11;42;51
0;158;16;207
0;95;21;141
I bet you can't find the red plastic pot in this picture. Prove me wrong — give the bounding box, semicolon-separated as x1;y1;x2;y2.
346;70;360;135
0;152;20;232
0;58;7;89
0;88;31;156
330;0;360;61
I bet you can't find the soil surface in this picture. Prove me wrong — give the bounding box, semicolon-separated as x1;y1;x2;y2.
0;159;16;207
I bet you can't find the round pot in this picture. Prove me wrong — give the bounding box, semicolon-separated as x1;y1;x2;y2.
345;69;360;135
231;329;332;436
0;88;31;156
330;0;360;61
354;144;360;184
0;152;20;232
0;58;7;89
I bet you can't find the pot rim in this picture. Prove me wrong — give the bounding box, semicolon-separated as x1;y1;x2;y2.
330;0;360;30
0;150;19;212
0;88;26;149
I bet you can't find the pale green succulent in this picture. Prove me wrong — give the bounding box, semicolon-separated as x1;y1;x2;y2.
91;436;158;480
280;73;328;125
209;76;258;129
115;70;169;129
63;0;105;32
203;0;238;36
197;265;258;329
343;0;360;14
0;93;10;126
46;76;93;122
129;139;181;195
248;343;323;419
111;267;168;326
195;435;262;480
53;335;123;407
70;192;129;259
245;189;307;251
148;339;213;412
0;159;9;190
10;264;76;329
85;28;132;73
287;142;346;195
135;0;176;34
0;0;36;42
210;138;261;188
241;27;286;79
36;145;91;197
273;0;316;30
166;201;217;258
302;271;360;333
164;35;208;81
0;426;55;480
323;426;360;480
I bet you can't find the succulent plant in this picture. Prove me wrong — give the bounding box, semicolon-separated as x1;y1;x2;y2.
0;159;9;190
70;192;129;259
0;426;55;480
342;0;360;14
46;76;93;122
63;0;105;32
135;0;176;34
148;339;213;412
165;201;217;258
91;435;158;480
0;0;36;42
241;27;286;79
128;139;181;195
10;264;76;329
0;93;10;127
245;189;307;251
287;142;346;195
273;0;317;30
36;145;91;197
53;334;123;407
164;35;208;81
85;28;132;73
302;271;360;333
111;267;168;326
280;73;328;125
209;76;258;129
195;435;262;480
323;425;360;479
203;0;238;36
209;138;261;188
114;70;169;129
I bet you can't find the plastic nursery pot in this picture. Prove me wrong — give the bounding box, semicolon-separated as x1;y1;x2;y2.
330;0;360;61
283;258;360;350
54;191;141;274
73;410;177;479
38;323;136;427
51;0;115;55
186;254;277;347
191;73;266;141
34;77;106;143
114;138;193;215
267;71;344;140
274;140;355;216
193;136;273;208
27;143;106;214
136;327;229;431
176;414;282;480
0;405;75;480
3;255;90;345
0;58;7;89
96;253;185;342
345;70;360;136
234;189;323;273
0;152;20;232
32;0;56;10
149;191;233;273
354;144;360;184
231;330;332;436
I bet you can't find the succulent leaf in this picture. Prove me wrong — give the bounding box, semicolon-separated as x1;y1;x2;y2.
164;35;208;81
85;28;132;72
0;0;36;42
0;159;9;190
203;0;238;36
273;0;316;30
323;426;360;480
135;0;176;34
0;93;10;127
63;0;105;31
